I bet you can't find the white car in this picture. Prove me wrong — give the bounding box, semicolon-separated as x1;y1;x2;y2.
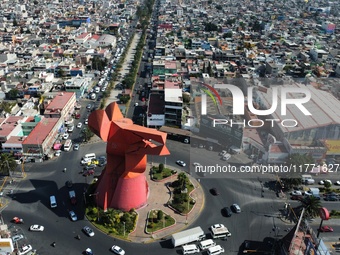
77;123;82;128
62;133;69;140
335;181;340;186
54;150;61;157
232;203;241;213
69;210;78;221
19;245;32;255
84;119;88;125
111;245;125;255
319;180;332;185
291;190;303;196
30;225;44;231
211;223;225;230
176;160;186;167
83;226;95;237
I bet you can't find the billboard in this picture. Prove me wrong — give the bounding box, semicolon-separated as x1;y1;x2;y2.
324;140;340;155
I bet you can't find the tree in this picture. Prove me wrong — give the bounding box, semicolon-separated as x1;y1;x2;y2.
7;89;19;99
182;93;191;104
0;153;17;176
158;163;164;173
281;178;302;190
157;210;163;221
82;127;94;142
300;196;321;218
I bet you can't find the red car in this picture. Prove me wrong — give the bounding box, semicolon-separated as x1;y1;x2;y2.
319;226;333;232
12;217;24;224
83;170;95;176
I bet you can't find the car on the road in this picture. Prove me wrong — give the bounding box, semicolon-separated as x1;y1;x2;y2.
318;180;332;185
176;160;186;167
54;150;61;157
62;133;69;140
77;123;82;128
210;188;219;196
84;119;88;125
335;181;340;186
319;226;333;232
29;225;44;231
84;164;96;171
111;245;125;255
219;150;227;156
83;226;95;237
68;125;74;132
98;156;107;167
19;244;32;255
231;204;241;213
12;234;24;242
85;248;93;255
69;210;78;221
73;144;80;151
211;224;225;230
86;104;92;109
223;207;232;217
290;190;303;196
324;195;338;201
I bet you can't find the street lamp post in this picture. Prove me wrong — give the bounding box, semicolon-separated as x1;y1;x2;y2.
89;192;99;222
123;221;126;237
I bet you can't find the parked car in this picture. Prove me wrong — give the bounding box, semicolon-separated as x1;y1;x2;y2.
291;190;303;196
231;204;241;213
319;180;332;185
83;226;95;237
12;234;24;242
84;119;88;125
176;160;186;167
84;164;96;171
29;225;44;231
86;104;92;109
54;150;61;157
62;133;69;140
69;211;78;221
19;245;32;255
111;245;125;255
77;123;82;128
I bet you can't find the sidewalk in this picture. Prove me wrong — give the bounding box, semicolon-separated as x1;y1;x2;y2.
128;165;205;243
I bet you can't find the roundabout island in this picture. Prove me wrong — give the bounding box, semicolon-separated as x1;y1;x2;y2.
84;102;205;243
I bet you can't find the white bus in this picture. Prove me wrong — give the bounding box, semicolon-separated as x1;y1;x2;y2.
63;139;72;151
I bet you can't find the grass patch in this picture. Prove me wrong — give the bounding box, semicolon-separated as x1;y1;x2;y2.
151;166;176;180
146;210;175;233
85;205;137;238
169;173;196;214
330;210;340;218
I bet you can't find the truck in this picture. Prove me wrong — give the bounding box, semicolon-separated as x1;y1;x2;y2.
301;174;315;185
305;187;320;200
171;226;205;247
69;190;77;205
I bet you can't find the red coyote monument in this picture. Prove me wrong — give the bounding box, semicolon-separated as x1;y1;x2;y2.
88;102;170;211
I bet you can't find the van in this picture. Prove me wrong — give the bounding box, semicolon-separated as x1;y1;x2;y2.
199;239;216;250
301;174;315;185
94;87;100;93
50;195;57;208
182;244;200;255
81;153;96;164
207;245;224;255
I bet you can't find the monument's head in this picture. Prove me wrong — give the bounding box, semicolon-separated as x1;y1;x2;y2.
88;102;170;157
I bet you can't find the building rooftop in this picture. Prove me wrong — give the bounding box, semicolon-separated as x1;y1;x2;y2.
22;118;59;145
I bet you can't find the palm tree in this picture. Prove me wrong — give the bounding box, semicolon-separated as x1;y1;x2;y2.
0;153;17;176
300;196;321;218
